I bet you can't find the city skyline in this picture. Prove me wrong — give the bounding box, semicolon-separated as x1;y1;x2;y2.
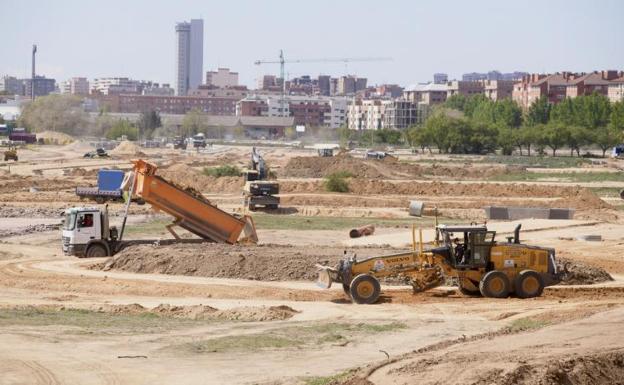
2;0;623;88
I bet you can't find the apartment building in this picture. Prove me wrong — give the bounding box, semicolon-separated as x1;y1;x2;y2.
92;78;140;95
347;100;388;130
337;75;367;95
404;83;448;105
206;68;238;88
68;77;89;95
433;73;448;84
383;100;418;129
22;76;55;98
447;80;485;98
0;76;23;95
565;71;620;98
608;78;624;103
483;80;515;101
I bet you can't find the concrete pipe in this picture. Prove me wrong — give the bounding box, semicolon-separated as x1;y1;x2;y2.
409;201;425;217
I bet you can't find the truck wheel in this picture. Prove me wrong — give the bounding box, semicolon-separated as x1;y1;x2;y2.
349;274;381;304
479;271;510;298
342;283;350;296
86;244;107;258
458;284;481;296
515;270;544;298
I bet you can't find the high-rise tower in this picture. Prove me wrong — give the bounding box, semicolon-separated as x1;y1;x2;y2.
175;19;203;96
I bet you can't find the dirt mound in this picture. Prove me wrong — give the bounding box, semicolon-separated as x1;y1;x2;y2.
557;257;614;285
0;175;75;194
100;243;395;281
109;140;142;155
554;187;612;210
65;167;98;177
37;131;75;145
158;164;241;194
283;155;394;179
150;304;298;321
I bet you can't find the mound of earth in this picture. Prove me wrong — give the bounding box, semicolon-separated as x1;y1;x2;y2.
109;140;142;155
100;243;396;281
0;175;75;194
158;164;241;194
557;257;614;285
36;130;75;145
283;155;399;179
554;187;612;210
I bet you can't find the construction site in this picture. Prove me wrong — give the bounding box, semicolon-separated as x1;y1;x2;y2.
1;137;624;385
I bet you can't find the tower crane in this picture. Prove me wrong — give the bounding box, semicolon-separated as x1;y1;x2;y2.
254;50;392;116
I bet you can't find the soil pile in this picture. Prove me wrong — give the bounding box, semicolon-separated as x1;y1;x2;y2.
554;187;612;210
109;141;143;155
0;175;75;194
557;257;614;285
283;155;420;179
101;243;395;281
157;164;241;194
37;131;75;145
66;167;98;177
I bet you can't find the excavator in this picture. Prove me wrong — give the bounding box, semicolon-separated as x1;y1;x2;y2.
242;147;279;210
317;224;561;304
62;159;257;257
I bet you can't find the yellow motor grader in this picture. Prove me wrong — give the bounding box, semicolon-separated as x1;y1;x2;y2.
317;224;560;304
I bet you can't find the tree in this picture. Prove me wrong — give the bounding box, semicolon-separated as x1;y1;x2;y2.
106;119;138;140
181;108;207;137
565;125;592;157
575;93;611;129
137;110;162;140
444;94;467;112
526;96;551;126
463;94;489;118
18;94;87;135
594;126;622;157
543;123;568;156
515;125;539;156
610;100;624;131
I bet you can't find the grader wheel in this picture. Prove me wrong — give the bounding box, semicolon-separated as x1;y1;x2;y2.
349;274;381;304
514;270;544;298
479;271;510;298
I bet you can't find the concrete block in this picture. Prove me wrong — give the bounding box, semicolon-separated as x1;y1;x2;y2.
484;206;509;220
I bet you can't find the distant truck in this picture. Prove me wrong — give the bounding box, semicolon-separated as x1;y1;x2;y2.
76;169;144;204
612;144;624;158
189;133;207;148
9;132;36;144
173;136;187;150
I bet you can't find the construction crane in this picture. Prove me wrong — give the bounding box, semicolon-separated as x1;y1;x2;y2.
254;50;392;116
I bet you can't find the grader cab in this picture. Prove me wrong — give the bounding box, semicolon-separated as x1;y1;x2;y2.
317;224;560;304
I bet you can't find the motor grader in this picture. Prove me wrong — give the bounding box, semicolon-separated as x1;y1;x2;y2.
317;224;560;304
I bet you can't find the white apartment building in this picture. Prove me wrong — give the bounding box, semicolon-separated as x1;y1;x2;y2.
59;80;71;94
175;19;203;96
608;81;624;103
324;97;348;128
206;68;238;88
347;100;390;130
91;77;139;95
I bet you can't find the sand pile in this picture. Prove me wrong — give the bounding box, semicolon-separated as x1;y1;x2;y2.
100;243;395;281
557;257;614;285
0;175;75;194
110;141;143;155
283;155;420;179
37;131;75;145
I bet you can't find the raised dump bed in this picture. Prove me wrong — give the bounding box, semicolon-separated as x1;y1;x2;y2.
133;159;256;244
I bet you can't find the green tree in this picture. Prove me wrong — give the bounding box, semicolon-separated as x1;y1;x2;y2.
526;96;551;126
498;126;515;155
106;119;138;140
543;123;568;156
575;93;611;129
18;94;87;134
515;125;540;156
181;108;207;137
444;94;467;111
565;125;592;157
463;94;489;118
594;126;622;157
137;110;162;140
610;100;624;131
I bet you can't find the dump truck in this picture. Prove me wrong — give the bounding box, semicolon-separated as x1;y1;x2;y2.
317;224;560;304
3;145;18;161
242;147;279;210
62;159;257;257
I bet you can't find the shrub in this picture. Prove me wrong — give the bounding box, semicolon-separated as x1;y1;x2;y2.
324;172;350;192
203;165;241;177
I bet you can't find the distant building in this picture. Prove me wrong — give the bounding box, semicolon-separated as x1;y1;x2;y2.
142;83;175;96
91;77;141;95
257;75;279;91
101;94;238;115
433;73;448;84
375;84;404;98
175;19;204;96
447;80;485;98
483;80;515;101
0;76;23;95
463;71;527;82
462;72;488;82
337;75;367;95
404;83;448;105
189;85;248;99
318;75;331;96
205;68;239;88
59;80;71;94
68;77;89;95
347;100;388;130
383;100;418;130
22;76;55;98
608;78;624;103
565;70;620;98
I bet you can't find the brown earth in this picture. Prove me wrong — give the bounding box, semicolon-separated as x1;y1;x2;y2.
157;164;242;194
0;175;76;194
557;257;614;285
99;243;398;281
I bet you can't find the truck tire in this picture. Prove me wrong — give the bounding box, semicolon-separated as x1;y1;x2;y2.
479;270;510;298
349;274;381;304
86;244;107;258
515;270;544;298
458;278;481;296
342;283;350;296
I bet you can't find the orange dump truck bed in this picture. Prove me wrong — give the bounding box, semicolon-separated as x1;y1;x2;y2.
132;159;256;244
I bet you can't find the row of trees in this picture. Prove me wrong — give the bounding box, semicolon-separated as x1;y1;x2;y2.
406;93;624;157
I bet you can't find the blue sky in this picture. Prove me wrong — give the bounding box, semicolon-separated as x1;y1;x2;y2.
2;0;623;87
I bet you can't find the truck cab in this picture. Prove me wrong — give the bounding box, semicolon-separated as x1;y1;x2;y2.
62;206;116;257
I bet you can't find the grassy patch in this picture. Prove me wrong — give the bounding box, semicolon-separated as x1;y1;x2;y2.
0;307;205;334
490;171;624;183
506;317;550;333
202;165;241;177
170;321;407;354
477;155;592;168
304;370;354;385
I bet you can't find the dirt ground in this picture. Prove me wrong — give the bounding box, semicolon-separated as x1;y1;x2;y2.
0;143;624;385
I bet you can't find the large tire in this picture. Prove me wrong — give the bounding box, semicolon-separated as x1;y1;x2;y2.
458;284;481;296
515;270;544;298
342;283;350;296
86;244;107;258
479;271;510;298
349;274;381;304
